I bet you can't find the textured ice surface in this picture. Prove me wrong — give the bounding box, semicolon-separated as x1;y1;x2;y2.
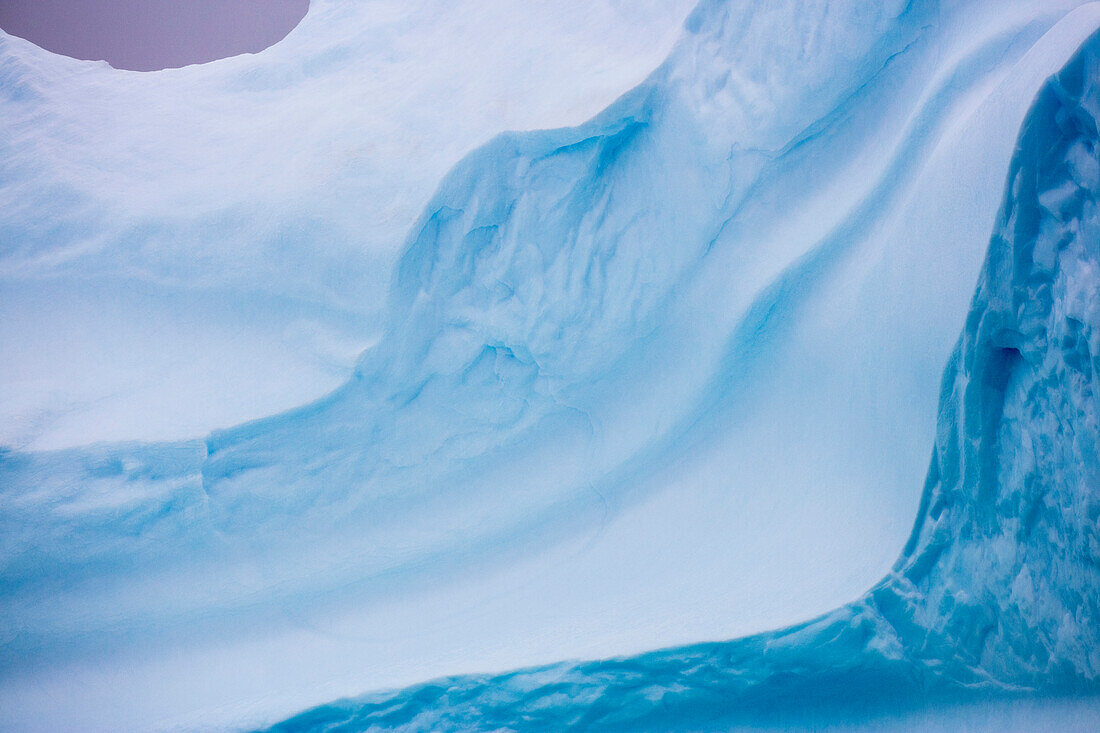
2;0;1100;731
264;22;1100;732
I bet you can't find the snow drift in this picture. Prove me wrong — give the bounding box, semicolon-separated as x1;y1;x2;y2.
2;0;1100;730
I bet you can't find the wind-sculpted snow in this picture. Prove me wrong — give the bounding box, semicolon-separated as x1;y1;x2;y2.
264;28;1100;732
3;0;1100;730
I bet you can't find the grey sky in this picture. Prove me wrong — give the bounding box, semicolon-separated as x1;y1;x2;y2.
0;0;308;71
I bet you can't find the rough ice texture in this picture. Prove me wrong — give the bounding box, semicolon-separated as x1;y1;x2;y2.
262;29;1100;732
880;34;1100;687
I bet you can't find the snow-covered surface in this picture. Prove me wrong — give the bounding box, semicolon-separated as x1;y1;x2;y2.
2;0;1099;731
0;0;694;450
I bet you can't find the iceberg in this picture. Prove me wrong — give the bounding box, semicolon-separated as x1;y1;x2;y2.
262;23;1100;729
1;0;1099;730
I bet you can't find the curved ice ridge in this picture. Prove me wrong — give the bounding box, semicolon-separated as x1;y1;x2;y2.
264;30;1100;732
2;0;942;630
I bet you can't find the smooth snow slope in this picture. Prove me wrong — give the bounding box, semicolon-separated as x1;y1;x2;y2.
0;0;694;450
264;25;1100;732
2;0;1100;731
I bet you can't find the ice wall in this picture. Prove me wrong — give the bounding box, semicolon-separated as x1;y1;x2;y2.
262;27;1100;732
878;34;1100;687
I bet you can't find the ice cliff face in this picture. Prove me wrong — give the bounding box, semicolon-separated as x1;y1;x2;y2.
876;36;1100;686
263;29;1100;732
